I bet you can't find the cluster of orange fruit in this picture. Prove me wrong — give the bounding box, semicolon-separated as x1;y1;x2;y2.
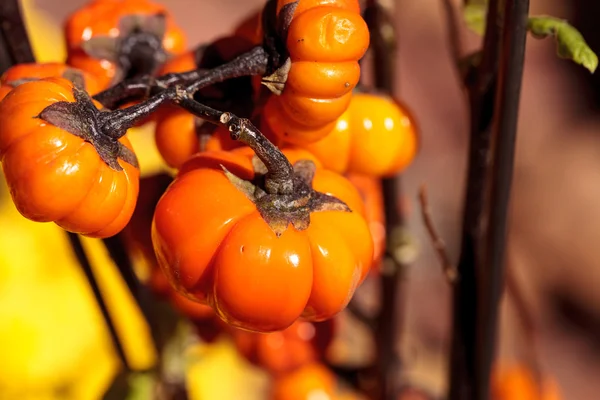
0;0;417;335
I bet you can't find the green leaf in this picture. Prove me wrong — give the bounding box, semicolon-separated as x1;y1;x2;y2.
460;5;597;74
528;16;598;73
463;3;487;36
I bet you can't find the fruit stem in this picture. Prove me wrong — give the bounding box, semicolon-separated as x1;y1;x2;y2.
97;45;269;140
180;45;269;92
93;76;156;110
176;95;295;194
93;45;268;109
101;87;175;138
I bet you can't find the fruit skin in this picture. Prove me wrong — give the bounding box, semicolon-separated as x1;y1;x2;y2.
263;0;369;145
231;319;335;375
152;148;373;332
0;63;101;101
302;93;419;177
64;0;187;89
346;174;385;266
0;77;139;238
270;362;337;400
154;107;199;169
492;364;561;400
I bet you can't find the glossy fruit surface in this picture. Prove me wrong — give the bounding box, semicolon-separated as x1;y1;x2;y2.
231;319;334;375
154;108;199;169
0;62;101;101
0;78;139;238
263;0;369;145
302;93;419;177
152;148;373;332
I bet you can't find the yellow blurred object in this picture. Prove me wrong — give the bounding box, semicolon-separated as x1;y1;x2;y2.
19;0;66;62
186;338;270;400
0;173;156;399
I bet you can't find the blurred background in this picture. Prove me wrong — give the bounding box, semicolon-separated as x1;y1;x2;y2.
2;0;600;399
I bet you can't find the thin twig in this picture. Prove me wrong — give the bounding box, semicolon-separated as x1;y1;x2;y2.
67;232;131;371
418;185;458;283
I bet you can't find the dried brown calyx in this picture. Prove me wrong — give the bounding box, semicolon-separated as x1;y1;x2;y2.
38;85;139;171
260;0;298;95
224;157;351;236
81;13;169;83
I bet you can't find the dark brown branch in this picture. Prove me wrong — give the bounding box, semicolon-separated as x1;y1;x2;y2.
93;76;156;110
183;46;268;92
448;0;503;397
418;185;458;283
448;0;530;398
477;1;529;397
93;46;268;109
364;2;408;400
363;1;397;90
67;232;131;371
101;235;162;355
0;0;35;70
